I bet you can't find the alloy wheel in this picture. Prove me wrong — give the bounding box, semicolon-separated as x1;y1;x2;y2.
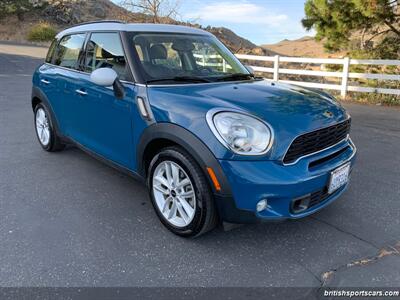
35;107;50;146
152;160;196;227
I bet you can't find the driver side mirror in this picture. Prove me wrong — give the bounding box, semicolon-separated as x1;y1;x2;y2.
90;68;125;99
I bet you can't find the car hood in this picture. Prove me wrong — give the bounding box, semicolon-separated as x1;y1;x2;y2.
146;79;349;160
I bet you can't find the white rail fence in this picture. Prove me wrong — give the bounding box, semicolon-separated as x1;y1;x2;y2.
235;54;400;98
194;53;232;71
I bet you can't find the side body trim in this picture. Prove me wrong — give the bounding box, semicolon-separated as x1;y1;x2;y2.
69;138;145;183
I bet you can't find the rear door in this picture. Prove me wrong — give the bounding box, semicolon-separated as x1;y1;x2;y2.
72;32;136;168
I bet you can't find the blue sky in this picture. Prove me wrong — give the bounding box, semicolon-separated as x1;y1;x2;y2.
113;0;314;45
181;0;313;45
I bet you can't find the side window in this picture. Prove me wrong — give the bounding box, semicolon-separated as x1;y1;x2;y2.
54;34;85;70
45;39;57;63
84;32;127;81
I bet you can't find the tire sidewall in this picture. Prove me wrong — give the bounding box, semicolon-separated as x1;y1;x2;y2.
148;148;210;237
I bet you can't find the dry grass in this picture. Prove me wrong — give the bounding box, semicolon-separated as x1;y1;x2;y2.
0;15;57;45
27;22;57;42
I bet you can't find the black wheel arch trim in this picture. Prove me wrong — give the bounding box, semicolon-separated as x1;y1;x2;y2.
137;123;233;196
31;86;61;134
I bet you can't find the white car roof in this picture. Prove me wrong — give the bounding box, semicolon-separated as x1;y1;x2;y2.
57;22;212;39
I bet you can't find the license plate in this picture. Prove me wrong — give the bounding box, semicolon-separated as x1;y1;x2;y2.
328;163;350;194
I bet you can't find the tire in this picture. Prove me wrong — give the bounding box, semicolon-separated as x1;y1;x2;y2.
34;102;65;152
148;146;218;237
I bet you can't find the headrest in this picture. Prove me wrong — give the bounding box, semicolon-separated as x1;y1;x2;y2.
150;44;168;60
172;40;194;52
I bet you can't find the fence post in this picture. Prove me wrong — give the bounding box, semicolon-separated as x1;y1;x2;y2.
341;57;350;99
273;55;280;81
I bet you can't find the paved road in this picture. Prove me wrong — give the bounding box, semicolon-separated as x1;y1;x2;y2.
0;49;399;292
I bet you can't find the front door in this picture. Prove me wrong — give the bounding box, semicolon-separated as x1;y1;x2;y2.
72;32;135;169
48;33;86;135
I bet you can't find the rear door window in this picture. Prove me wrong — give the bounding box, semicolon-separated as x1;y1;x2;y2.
84;32;128;81
54;34;86;70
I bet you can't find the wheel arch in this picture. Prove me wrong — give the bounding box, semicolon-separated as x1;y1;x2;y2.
32;96;41;111
137;123;232;196
31;86;61;134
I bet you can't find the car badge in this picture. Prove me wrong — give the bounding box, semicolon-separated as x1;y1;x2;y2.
323;111;333;118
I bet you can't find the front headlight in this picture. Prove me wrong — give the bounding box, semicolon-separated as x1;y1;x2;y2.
207;111;273;155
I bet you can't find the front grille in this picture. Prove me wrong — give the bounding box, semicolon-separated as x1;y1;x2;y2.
283;119;351;164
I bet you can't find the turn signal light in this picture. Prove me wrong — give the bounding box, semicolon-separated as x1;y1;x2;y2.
207;167;221;191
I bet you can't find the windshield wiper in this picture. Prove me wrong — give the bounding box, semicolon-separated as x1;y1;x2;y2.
215;73;254;82
146;76;212;84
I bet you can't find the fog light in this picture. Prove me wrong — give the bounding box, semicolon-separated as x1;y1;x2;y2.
256;199;268;212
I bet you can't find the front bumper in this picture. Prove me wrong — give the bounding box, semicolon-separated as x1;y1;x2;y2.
215;138;357;223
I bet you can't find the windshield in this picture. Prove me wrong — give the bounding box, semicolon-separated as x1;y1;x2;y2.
131;33;252;84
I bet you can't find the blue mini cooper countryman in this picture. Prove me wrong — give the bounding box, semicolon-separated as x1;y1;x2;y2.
32;21;356;237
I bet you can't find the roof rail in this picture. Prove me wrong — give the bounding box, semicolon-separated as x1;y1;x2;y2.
75;20;126;26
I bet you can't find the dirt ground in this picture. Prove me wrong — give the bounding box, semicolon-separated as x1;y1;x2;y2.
0;42;47;59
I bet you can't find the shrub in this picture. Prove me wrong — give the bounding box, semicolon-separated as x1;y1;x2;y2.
27;22;56;42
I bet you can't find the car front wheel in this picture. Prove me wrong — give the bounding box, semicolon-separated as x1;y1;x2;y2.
148;146;218;237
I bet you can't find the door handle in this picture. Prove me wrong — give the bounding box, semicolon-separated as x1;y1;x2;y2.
75;89;88;96
41;79;50;85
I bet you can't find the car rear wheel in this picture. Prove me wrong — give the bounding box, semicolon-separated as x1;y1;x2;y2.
34;103;65;152
148;146;218;237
